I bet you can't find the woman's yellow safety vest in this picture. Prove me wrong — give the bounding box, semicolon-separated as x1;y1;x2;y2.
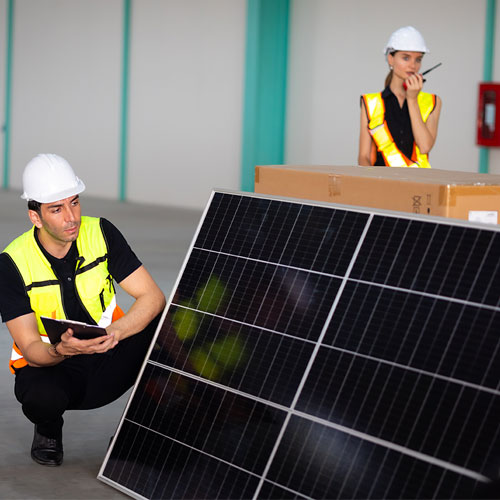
3;216;121;373
362;92;436;168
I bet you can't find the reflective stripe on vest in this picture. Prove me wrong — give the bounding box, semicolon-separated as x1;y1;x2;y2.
3;216;117;373
362;92;436;168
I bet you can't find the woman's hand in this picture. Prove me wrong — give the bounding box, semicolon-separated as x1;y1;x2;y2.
404;73;424;99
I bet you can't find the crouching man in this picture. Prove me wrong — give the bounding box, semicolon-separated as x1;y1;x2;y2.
0;154;166;466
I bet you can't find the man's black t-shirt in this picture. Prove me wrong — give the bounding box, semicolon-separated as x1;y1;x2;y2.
375;86;414;166
0;218;141;323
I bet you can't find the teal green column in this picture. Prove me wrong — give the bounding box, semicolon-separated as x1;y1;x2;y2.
3;0;14;189
479;0;496;174
241;0;289;192
119;0;131;200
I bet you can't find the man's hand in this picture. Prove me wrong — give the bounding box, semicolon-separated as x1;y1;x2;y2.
57;328;118;356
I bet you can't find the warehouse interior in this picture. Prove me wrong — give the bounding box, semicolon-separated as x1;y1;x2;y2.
1;0;500;499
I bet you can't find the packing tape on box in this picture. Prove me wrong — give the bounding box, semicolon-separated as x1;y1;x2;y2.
439;186;454;207
328;175;342;197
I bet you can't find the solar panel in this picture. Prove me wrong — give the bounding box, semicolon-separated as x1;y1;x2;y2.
98;190;500;499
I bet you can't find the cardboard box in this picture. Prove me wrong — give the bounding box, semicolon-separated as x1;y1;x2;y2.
254;165;500;224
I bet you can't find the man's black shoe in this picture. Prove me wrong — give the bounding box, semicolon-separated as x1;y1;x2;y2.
31;425;63;466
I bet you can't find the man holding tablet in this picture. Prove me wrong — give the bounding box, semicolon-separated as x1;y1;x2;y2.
0;154;166;466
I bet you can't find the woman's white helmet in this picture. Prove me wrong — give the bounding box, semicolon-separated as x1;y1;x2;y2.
21;154;86;203
384;26;429;55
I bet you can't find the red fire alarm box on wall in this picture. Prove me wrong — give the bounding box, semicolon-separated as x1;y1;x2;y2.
477;82;500;146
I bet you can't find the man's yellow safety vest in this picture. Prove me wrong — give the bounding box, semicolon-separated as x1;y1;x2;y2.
362;92;436;168
3;216;121;373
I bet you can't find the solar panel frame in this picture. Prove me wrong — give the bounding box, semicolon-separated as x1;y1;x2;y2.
98;189;500;500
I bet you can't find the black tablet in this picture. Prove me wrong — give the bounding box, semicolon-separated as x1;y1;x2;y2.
41;316;108;344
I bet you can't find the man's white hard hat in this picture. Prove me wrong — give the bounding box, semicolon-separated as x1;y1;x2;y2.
21;154;86;203
384;26;430;55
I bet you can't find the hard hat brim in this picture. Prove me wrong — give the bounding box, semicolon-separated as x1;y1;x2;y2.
21;178;86;204
384;47;430;55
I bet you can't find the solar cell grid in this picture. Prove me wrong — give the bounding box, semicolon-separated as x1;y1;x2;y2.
150;311;316;405
174;249;342;341
99;191;500;499
297;347;498;472
196;195;369;275
325;282;500;388
352;216;500;305
127;365;286;474
267;416;480;499
108;419;262;499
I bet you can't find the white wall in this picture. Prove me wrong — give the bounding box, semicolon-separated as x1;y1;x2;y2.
286;0;487;173
2;0;245;210
8;0;122;199
127;0;245;208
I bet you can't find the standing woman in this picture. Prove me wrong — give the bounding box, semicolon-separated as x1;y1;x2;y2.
358;26;442;167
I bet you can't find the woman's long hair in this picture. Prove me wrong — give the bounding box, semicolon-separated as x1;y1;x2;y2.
384;70;393;88
384;51;396;88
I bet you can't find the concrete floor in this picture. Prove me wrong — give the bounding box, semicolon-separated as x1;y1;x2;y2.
0;188;203;499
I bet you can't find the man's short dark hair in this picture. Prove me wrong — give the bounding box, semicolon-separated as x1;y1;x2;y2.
27;200;41;214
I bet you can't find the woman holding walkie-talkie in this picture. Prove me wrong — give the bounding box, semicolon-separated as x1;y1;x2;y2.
358;26;442;168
